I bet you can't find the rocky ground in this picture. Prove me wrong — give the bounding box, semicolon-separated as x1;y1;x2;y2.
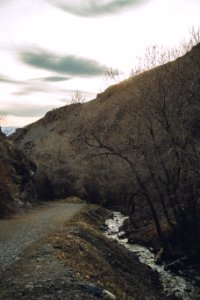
0;130;36;217
0;199;85;273
0;239;101;300
0;203;171;300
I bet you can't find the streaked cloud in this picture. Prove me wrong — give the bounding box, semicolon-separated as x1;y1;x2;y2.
19;48;107;77
0;76;57;96
39;76;72;82
12;80;65;96
12;86;47;96
0;74;21;85
48;0;149;17
3;102;55;118
0;0;14;7
0;74;71;96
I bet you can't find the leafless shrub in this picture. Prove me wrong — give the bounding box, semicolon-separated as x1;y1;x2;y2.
131;26;200;77
78;36;200;256
70;90;85;104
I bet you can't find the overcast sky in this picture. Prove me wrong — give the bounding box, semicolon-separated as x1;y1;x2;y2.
0;0;200;127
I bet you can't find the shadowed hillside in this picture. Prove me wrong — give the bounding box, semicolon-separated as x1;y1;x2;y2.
0;130;36;217
10;43;200;257
11;43;200;201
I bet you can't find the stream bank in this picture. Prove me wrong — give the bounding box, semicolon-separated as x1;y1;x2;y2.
0;205;170;300
105;211;200;300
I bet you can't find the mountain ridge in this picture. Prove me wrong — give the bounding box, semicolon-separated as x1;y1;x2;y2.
10;43;200;207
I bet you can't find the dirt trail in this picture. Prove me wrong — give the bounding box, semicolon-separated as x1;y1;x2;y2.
0;205;171;299
0;200;85;274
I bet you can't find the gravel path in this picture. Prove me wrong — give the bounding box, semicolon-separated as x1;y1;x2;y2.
0;201;85;274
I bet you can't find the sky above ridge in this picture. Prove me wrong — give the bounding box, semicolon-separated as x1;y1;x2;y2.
0;0;200;127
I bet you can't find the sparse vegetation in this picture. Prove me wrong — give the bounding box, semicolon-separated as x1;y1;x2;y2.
51;207;167;300
70;90;85;104
10;35;200;261
0;133;37;217
78;40;200;258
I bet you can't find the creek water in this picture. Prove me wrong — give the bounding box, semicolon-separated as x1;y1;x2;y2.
105;212;200;300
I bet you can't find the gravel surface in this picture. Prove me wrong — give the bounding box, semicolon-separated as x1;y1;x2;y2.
0;241;101;300
0;201;84;274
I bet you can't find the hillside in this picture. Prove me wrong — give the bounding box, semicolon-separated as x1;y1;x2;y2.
10;43;200;201
0;129;36;217
10;42;200;258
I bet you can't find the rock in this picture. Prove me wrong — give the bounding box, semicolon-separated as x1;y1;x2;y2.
30;170;35;177
100;224;108;231
155;248;164;264
25;284;34;290
165;256;188;272
118;231;126;239
35;284;42;289
102;289;116;299
15;256;20;262
86;284;102;297
15;198;24;207
86;284;116;300
25;201;32;208
194;276;200;286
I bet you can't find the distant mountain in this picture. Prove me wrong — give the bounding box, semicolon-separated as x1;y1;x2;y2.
1;127;17;136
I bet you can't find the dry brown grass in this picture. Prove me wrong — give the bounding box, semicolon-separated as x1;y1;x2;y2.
54;196;85;204
53;229;115;283
50;208;167;300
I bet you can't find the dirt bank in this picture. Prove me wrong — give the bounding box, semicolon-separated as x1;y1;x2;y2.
0;205;170;299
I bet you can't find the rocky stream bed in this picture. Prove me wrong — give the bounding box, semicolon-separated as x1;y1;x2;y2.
105;212;200;300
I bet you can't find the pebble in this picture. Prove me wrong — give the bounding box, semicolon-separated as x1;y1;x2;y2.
15;257;20;262
102;289;116;299
25;284;34;290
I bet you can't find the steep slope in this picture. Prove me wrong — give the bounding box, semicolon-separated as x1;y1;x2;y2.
0;130;36;217
10;44;200;209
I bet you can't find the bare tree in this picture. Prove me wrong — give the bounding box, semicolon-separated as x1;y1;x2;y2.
77;39;200;256
70;90;85;104
131;26;200;78
104;67;124;86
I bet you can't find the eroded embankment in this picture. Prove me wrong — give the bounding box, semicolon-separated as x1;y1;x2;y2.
51;207;170;300
0;205;170;299
105;212;200;300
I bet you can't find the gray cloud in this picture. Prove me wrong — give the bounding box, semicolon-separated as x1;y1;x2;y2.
40;76;72;82
0;74;71;97
12;80;67;96
0;74;44;97
13;86;47;96
0;0;14;7
0;74;66;88
48;0;149;17
0;74;21;85
4;102;55;117
12;80;86;97
19;48;107;77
